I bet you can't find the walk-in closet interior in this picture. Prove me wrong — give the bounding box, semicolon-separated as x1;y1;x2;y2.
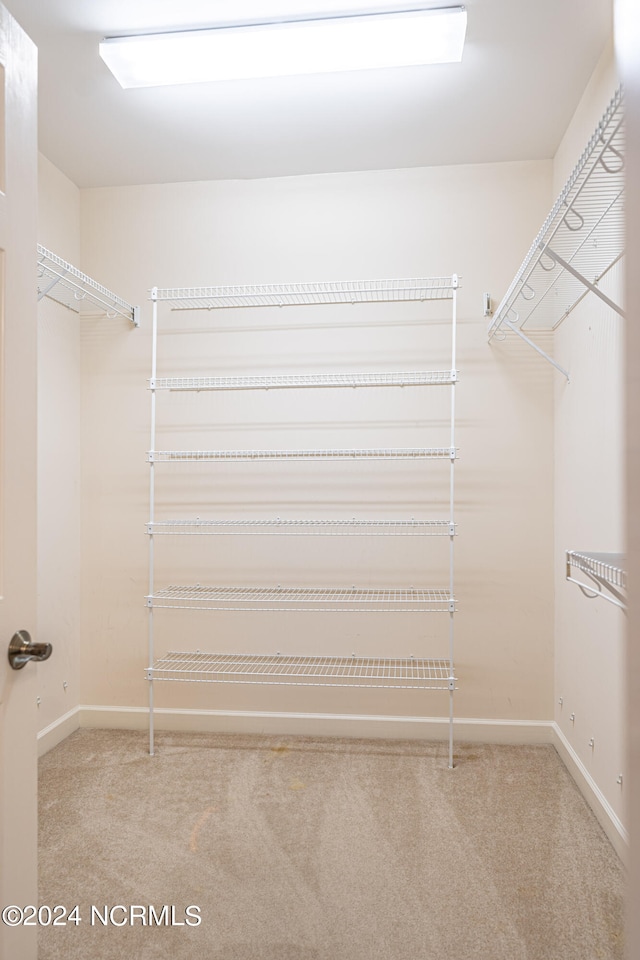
2;0;639;957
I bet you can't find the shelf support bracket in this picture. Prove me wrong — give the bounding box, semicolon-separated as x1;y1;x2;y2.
543;245;625;318
37;272;66;302
500;318;570;380
566;574;627;610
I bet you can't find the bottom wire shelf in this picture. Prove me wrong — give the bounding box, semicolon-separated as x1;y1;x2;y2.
147;652;456;690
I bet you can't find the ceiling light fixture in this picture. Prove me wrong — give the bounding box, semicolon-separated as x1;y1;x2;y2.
99;6;467;89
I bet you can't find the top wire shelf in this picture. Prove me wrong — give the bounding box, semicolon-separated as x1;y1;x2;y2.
147;518;454;536
37;245;139;326
149;447;456;463
489;87;624;346
151;276;458;310
566;550;627;609
150;370;457;391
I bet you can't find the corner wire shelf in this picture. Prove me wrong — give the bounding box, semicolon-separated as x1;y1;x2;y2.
147;585;455;613
147;653;456;691
148;272;459;767
566;550;627;610
146;519;455;536
148;447;456;463
37;244;140;326
488;86;624;379
151;275;458;310
149;370;457;391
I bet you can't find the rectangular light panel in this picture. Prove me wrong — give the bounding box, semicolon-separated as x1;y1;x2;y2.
100;6;467;88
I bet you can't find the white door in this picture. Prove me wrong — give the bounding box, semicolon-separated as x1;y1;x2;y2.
0;6;38;960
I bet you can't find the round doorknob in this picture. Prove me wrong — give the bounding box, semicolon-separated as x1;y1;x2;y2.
7;630;52;670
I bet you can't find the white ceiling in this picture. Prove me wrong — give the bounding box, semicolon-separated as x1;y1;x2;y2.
4;0;613;189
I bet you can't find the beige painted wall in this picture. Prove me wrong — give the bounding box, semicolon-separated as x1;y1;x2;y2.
76;159;555;728
551;46;626;827
36;154;82;741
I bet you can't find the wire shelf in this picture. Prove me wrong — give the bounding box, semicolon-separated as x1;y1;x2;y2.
148;652;456;689
489;87;624;341
149;447;456;463
37;245;139;325
147;518;454;536
147;585;455;612
150;370;457;391
566;550;627;609
152;276;458;310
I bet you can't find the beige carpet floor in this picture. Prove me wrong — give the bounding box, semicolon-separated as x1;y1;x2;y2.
38;730;624;960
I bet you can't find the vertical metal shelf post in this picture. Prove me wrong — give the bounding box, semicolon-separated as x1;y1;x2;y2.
148;288;158;755
448;276;458;769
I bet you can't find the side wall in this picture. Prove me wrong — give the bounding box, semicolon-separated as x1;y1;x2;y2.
615;0;640;951
77;159;555;740
36;154;82;751
551;46;626;839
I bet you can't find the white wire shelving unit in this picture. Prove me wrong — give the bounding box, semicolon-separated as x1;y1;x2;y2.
37;244;140;326
566;550;627;610
488;87;624;379
147;275;459;765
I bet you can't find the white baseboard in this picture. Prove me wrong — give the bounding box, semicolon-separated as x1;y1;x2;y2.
78;704;555;744
551;721;629;863
37;706;81;757
40;705;627;861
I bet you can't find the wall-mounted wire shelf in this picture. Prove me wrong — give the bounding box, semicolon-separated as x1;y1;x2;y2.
37;244;139;326
149;447;456;462
566;550;627;610
150;370;457;391
151;276;458;310
488;87;624;378
147;518;454;536
147;585;455;613
147;652;456;690
148;272;459;766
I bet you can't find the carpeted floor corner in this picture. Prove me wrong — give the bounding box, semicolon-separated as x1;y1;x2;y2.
38;730;625;959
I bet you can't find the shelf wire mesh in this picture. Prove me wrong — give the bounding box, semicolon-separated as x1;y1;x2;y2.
149;652;455;689
149;447;455;462
147;519;454;536
566;550;627;591
37;245;138;324
150;370;457;391
152;277;457;310
489;86;624;336
147;584;455;612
